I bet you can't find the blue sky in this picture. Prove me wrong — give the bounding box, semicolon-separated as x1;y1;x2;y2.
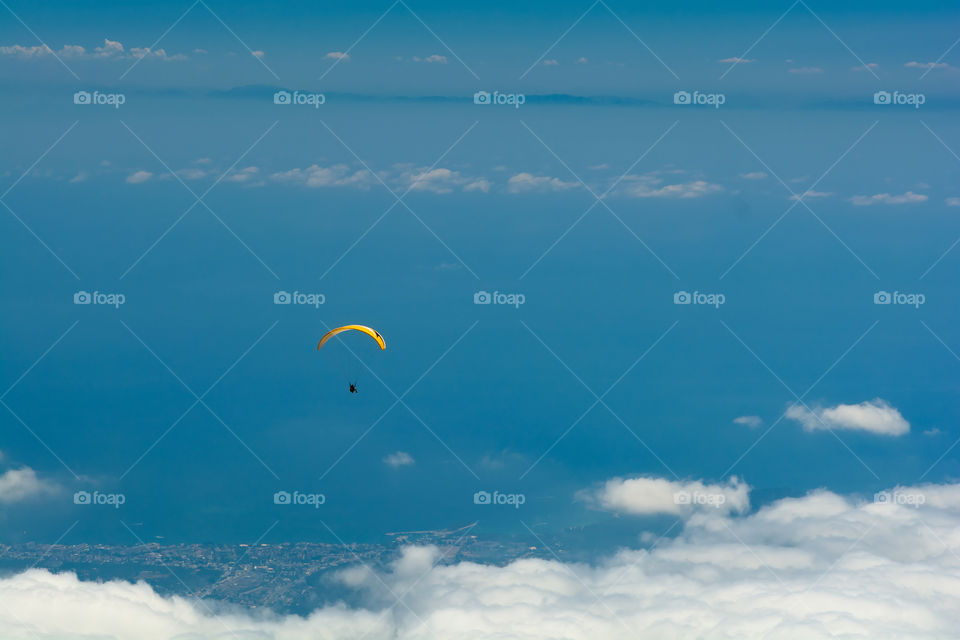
1;0;960;552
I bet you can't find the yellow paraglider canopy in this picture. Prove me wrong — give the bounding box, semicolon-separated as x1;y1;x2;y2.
317;325;386;350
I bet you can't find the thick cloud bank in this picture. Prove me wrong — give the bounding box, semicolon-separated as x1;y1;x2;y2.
2;481;960;639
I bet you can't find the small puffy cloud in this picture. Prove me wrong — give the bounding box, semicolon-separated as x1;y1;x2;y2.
849;191;928;206
543;59;559;66
852;62;879;71
507;172;579;193
68;172;88;184
576;57;588;64
0;467;58;503
402;167;486;194
945;197;960;206
0;43;87;58
740;171;767;180
618;174;723;199
785;399;909;436
733;415;763;428
788;66;823;74
271;164;372;189
383;451;415;468
325;51;349;60
424;54;447;64
719;57;755;63
251;50;265;58
125;170;153;184
790;189;832;200
580;475;750;516
224;166;259;183
177;168;207;180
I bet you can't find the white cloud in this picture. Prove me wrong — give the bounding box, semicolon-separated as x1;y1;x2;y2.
401;167;488;194
507;173;580;193
618;174;724;199
0;467;58;503
543;59;559;66
125;171;153;184
463;178;492;193
325;51;349;60
720;57;755;63
223;166;259;183
734;415;763;428
740;171;767;180
905;61;951;70
580;475;750;516
68;172;88;184
271;164;372;189
790;190;832;200
850;191;928;206
945;197;960;207
788;66;823;74
576;57;588;64
251;50;265;59
8;480;960;638
852;62;879;71
424;54;447;64
383;451;415;468
785;399;910;436
0;38;187;61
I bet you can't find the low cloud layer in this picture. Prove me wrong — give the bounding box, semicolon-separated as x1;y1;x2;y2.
2;480;960;638
580;475;750;516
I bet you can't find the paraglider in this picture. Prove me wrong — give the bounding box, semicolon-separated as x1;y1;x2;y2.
318;325;385;394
